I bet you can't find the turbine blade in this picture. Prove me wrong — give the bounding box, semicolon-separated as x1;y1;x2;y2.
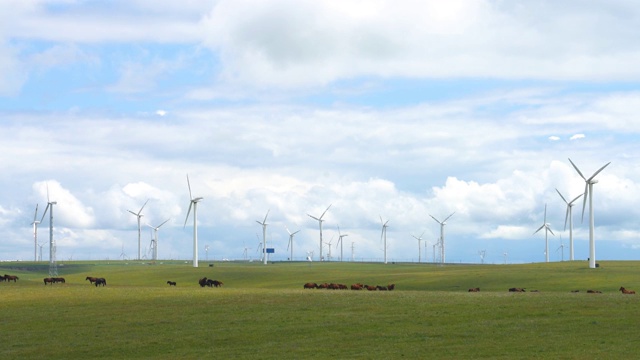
292;230;300;235
33;204;39;222
429;214;441;224
533;224;545;234
555;188;568;204
443;212;455;223
543;204;547;223
40;203;51;223
186;174;193;200
548;227;555;236
183;202;193;228
307;214;320;221
580;183;588;222
263;209;270;224
587;162;611;182
320;204;332;219
46;183;50;203
569;193;583;205
127;210;138;216
563;207;570;231
419;231;425;239
139;199;149;214
568;158;587;180
158;218;170;228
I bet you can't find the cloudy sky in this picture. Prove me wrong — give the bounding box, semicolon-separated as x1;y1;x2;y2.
1;0;639;264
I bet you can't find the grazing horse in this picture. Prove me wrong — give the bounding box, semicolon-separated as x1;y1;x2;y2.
350;284;363;290
167;281;176;286
44;278;55;285
376;285;388;291
212;280;223;288
364;285;377;291
4;274;19;282
620;287;636;294
387;284;396;291
304;282;318;289
86;276;98;284
587;289;602;293
468;287;480;292
199;277;208;287
54;277;65;283
508;287;526;292
94;278;106;287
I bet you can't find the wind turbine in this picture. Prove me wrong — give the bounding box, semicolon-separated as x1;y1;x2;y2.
557;236;565;261
479;250;486;264
146;218;170;261
40;185;58;276
205;245;210;260
503;251;508;265
127;199;149;260
286;226;300;261
256;210;270;265
429;212;455;264
533;204;555;263
556;189;583;261
336;226;348;262
411;231;425;263
31;204;40;261
568;158;611;269
184;174;203;268
307;204;331;261
380;216;389;264
324;235;334;261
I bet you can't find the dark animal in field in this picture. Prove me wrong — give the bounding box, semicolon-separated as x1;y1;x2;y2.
317;283;330;289
304;282;318;289
86;276;98;284
376;285;388;291
468;287;480;292
167;281;176;286
199;277;208;287
211;280;223;288
44;277;55;285
620;286;636;294
53;277;65;283
350;284;363;290
387;284;395;291
508;287;526;292
587;290;602;293
571;290;580;293
94;278;106;287
364;285;377;291
4;274;19;282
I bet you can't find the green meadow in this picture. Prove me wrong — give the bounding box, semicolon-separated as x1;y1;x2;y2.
1;260;639;359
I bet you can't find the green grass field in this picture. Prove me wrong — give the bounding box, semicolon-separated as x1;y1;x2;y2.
1;260;638;359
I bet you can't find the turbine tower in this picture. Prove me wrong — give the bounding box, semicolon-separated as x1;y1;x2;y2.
429;212;455;264
286;226;300;261
147;218;170;261
307;204;331;261
256;210;270;265
533;204;555;263
336;226;348;262
40;186;58;276
128;199;149;260
31;204;40;261
380;216;389;264
411;231;425;263
568;158;610;269
184;174;203;268
556;189;582;261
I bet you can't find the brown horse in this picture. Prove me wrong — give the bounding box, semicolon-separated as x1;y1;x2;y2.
587;289;602;293
212;280;223;288
364;285;377;291
4;274;19;282
304;282;318;289
620;286;636;294
468;287;480;292
86;276;98;284
54;277;65;283
387;284;396;291
44;278;55;285
509;287;525;292
350;284;363;290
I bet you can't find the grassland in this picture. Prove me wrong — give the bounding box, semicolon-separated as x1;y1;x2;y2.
1;260;639;359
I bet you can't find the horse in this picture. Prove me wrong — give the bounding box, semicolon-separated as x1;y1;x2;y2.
376;285;388;291
212;280;223;288
86;276;98;284
468;287;480;292
587;289;602;293
387;284;396;291
508;287;525;292
4;274;18;282
94;278;106;287
620;286;636;294
364;285;377;291
44;278;55;285
167;281;176;286
54;277;65;283
199;277;208;287
304;282;318;289
350;284;363;290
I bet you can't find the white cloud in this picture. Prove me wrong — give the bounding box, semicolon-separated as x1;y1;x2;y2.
570;134;585;140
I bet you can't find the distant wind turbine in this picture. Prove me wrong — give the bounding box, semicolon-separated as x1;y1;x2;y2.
256;210;270;265
430;212;455;264
307;204;331;261
557;236;565;261
31;204;40;261
146;218;170;261
336;226;348;262
411;231;425;263
533;204;555;263
128;199;149;260
556;189;582;261
40;185;58;276
568;158;610;269
184;174;203;268
380;216;389;264
286;226;300;261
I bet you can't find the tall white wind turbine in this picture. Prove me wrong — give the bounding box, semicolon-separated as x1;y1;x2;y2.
307;204;331;261
380;216;389;264
568;158;610;269
533;204;555;263
411;231;425;263
556;189;582;261
286;226;300;261
40;185;58;276
336;226;348;262
31;204;40;261
147;218;170;261
256;210;270;265
128;199;149;260
184;174;203;268
429;212;455;264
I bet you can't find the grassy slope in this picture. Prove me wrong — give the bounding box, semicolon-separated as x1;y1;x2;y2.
0;261;638;359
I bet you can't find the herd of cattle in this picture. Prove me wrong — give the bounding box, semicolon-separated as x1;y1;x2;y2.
304;282;396;291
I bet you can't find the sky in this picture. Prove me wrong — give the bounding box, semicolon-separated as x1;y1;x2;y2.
1;0;640;264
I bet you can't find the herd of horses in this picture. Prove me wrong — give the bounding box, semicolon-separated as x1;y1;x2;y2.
43;277;66;285
198;277;224;288
85;276;107;287
0;274;19;282
304;282;396;291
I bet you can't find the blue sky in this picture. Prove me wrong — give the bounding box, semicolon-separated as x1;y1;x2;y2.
1;1;640;265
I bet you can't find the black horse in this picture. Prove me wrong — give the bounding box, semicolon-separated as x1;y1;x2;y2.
167;281;176;286
94;278;107;287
